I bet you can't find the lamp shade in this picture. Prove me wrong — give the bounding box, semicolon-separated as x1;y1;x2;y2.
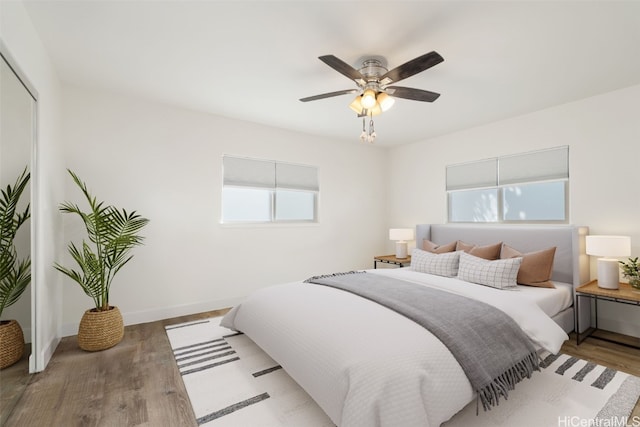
361;89;377;109
367;103;382;117
585;235;631;257
349;95;363;114
389;228;414;242
377;92;395;112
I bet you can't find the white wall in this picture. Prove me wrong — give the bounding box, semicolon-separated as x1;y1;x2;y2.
0;1;65;371
388;83;640;337
60;84;389;335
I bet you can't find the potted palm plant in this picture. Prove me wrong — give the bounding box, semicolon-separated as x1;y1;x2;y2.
0;168;31;369
55;170;149;351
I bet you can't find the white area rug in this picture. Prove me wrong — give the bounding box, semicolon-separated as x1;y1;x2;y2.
165;317;640;427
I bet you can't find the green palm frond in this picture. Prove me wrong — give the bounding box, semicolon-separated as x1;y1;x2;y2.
0;256;31;316
56;170;149;311
0;168;31;318
54;242;103;308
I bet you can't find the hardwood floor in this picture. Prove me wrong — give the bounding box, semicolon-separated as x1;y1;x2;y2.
4;309;228;427
0;343;31;426
4;311;640;426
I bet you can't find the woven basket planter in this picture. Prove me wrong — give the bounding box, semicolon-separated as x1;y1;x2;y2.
0;320;25;369
77;306;124;351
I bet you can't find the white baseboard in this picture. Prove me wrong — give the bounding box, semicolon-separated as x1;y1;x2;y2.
60;297;244;338
31;334;61;373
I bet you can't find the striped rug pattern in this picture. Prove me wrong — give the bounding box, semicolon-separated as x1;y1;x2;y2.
166;317;640;427
165;318;334;426
445;351;640;426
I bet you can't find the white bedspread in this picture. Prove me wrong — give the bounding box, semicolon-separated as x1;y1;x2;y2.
513;280;574;318
221;269;569;427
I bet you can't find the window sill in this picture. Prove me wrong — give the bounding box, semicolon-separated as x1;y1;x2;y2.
219;221;320;229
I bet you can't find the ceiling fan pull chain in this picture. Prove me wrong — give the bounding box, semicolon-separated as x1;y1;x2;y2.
368;116;376;143
360;117;367;142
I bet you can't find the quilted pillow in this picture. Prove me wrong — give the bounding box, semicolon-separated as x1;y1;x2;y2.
501;244;557;288
422;239;457;254
457;251;522;289
456;241;503;260
411;248;461;277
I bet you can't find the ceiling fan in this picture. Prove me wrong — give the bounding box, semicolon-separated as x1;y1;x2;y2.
300;51;444;117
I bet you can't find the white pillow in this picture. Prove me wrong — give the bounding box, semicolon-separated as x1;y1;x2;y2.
411;248;461;277
457;251;522;289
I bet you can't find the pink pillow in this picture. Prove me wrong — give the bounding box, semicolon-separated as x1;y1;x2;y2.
501;244;557;288
456;241;502;260
423;240;457;254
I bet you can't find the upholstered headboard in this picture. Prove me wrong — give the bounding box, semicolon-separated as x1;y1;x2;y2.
416;224;590;288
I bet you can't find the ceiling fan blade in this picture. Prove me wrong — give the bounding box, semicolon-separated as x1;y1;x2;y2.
381;51;444;84
386;86;441;102
318;55;366;83
299;89;358;102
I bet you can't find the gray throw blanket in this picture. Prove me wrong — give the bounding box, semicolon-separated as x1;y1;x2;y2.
304;271;539;411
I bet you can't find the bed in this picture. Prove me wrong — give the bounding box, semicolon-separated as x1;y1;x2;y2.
415;224;590;334
222;224;590;427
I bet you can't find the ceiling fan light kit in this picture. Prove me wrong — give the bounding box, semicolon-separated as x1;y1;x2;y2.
348;96;364;115
360;88;377;109
300;51;444;142
376;92;395;112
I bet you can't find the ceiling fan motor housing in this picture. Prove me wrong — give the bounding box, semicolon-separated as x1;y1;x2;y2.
359;59;388;80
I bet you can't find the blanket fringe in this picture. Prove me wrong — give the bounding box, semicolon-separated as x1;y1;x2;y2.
304;271;366;283
477;351;540;412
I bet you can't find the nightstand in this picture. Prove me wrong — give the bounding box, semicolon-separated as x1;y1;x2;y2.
575;280;640;348
374;255;411;269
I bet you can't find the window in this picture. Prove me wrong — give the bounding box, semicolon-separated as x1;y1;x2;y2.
449;188;499;222
446;146;569;223
222;155;318;223
502;181;566;221
275;190;315;221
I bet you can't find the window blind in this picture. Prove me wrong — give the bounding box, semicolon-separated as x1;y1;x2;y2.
499;146;568;185
276;162;319;192
446;158;497;191
223;156;275;189
223;155;319;191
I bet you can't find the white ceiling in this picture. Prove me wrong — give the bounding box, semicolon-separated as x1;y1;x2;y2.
22;1;640;146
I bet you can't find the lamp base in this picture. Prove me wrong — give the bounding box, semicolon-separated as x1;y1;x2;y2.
395;241;408;259
597;258;620;289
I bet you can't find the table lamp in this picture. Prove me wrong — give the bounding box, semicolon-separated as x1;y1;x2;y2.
585;235;631;289
389;228;414;259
